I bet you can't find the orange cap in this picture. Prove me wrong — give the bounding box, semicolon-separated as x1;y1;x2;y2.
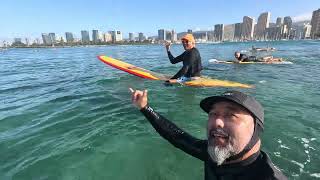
181;33;195;43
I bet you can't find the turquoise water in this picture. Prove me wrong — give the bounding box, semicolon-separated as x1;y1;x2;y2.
0;41;319;179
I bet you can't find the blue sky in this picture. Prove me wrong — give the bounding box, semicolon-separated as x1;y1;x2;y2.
0;0;319;40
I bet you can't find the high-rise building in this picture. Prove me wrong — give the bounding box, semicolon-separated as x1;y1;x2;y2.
311;8;320;39
283;16;293;39
214;24;224;41
255;12;271;40
284;16;293;30
242;16;255;40
138;32;145;42
276;17;283;26
303;24;312;39
193;31;208;42
65;32;74;43
234;23;242;41
223;24;235;41
171;30;177;42
265;26;282;40
49;33;56;44
222;24;235;41
81;30;90;43
280;24;289;39
129;33;135;41
158;29;166;41
110;30;122;42
269;23;276;28
103;33;112;42
42;33;52;45
92;30;100;43
165;30;172;41
289;28;297;40
187;29;193;34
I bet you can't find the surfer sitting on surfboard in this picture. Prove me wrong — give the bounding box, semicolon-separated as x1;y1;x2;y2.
165;34;202;84
234;51;282;63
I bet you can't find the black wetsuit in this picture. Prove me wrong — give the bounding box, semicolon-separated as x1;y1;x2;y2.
237;54;258;62
167;47;202;79
140;106;287;180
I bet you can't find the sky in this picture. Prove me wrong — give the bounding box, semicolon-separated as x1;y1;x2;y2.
0;0;320;41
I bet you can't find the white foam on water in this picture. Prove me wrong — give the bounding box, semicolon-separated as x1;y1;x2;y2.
274;152;281;157
277;139;290;149
292;173;299;177
310;173;320;178
310;138;317;141
280;145;290;149
259;80;266;83
301;138;310;143
291;160;304;169
208;59;218;63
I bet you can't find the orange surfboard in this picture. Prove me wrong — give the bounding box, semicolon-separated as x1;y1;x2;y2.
97;55;252;88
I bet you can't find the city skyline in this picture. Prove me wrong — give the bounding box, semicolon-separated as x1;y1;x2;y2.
1;0;319;42
4;9;319;47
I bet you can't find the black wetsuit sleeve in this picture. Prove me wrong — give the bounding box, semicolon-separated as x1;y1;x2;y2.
167;51;184;64
140;106;207;161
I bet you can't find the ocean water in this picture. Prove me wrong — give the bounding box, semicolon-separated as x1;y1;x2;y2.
0;41;319;180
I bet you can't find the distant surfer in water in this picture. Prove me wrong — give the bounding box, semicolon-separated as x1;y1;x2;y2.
234;51;282;63
164;33;202;84
251;46;276;52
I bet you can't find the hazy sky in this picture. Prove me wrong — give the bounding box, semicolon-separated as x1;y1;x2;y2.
0;0;319;40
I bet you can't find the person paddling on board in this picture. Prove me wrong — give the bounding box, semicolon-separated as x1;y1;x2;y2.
129;88;287;180
165;33;202;84
234;51;282;63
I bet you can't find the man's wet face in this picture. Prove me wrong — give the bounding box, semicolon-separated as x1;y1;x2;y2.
207;101;254;165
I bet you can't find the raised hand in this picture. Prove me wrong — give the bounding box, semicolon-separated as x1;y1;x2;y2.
164;41;172;51
129;88;148;109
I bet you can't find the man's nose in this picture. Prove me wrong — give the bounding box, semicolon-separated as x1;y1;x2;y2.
210;116;225;129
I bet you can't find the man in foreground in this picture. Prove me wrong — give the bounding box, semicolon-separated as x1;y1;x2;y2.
129;88;287;179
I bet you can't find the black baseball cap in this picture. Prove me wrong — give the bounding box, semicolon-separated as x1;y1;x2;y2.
200;91;264;128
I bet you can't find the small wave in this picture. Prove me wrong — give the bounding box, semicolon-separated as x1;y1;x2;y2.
310;173;320;178
301;138;310;143
208;59;218;63
280;145;290;149
0;84;40;94
291;160;304;171
274;151;281;157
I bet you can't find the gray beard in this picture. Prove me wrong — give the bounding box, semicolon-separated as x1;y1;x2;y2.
207;140;237;166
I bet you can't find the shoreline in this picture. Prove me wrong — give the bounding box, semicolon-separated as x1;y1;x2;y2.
4;39;318;49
